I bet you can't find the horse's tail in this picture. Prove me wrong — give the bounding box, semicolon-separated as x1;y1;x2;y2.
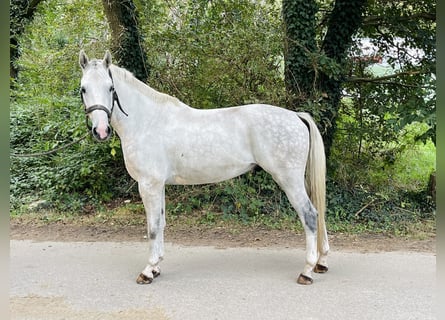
297;113;326;252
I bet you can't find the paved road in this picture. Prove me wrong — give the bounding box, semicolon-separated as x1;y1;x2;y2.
10;240;436;320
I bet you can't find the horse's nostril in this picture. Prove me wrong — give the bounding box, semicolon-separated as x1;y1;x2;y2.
91;126;112;142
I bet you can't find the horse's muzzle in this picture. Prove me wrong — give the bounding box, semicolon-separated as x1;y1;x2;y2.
92;125;112;142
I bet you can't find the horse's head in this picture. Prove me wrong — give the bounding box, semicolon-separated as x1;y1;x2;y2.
79;50;115;141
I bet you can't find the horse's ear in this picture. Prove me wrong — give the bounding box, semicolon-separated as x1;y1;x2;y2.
103;50;112;68
79;50;89;69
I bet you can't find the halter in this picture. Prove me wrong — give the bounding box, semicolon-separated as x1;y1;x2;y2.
81;70;128;131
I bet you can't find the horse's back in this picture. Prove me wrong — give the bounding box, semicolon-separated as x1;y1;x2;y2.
186;103;310;166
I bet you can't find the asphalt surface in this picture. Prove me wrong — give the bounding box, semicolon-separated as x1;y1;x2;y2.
10;240;436;320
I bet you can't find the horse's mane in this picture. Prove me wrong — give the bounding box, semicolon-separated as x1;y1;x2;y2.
109;64;184;107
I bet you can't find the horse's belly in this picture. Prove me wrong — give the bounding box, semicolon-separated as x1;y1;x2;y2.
167;159;256;185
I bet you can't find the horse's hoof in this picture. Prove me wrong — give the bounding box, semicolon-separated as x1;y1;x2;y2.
314;264;328;273
297;273;313;285
136;273;153;284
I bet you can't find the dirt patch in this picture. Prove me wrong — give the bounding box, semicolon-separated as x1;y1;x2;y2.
11;295;170;320
10;216;435;253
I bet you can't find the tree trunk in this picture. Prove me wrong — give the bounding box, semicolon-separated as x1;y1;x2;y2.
318;0;367;157
427;172;436;203
282;0;367;158
282;0;318;109
101;0;149;82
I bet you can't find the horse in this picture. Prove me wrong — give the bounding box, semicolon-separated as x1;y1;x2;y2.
79;50;329;285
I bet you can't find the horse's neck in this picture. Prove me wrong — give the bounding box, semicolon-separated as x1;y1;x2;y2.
110;77;184;137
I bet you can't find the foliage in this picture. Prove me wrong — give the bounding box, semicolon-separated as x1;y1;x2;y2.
352;0;436;145
331;117;436;189
282;0;435;156
169;169;295;223
10;0;133;212
139;0;285;108
10;0;44;78
10;0;435;234
328;0;436;200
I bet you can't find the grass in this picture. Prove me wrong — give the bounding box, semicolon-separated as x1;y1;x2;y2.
368;122;436;191
391;139;435;190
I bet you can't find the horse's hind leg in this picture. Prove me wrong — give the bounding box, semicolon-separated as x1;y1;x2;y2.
136;179;166;284
293;197;319;285
270;170;319;284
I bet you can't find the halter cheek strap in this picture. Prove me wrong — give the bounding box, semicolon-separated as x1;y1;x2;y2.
112;89;128;117
108;69;128;117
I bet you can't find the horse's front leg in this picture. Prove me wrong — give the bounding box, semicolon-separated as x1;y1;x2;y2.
136;180;166;284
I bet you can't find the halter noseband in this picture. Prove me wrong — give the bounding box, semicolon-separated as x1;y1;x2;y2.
81;70;128;131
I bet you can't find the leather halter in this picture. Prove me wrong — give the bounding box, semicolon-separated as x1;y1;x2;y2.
81;70;128;131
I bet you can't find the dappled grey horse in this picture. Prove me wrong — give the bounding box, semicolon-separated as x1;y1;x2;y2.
79;51;329;285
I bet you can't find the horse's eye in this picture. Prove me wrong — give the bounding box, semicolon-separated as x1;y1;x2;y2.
109;86;114;92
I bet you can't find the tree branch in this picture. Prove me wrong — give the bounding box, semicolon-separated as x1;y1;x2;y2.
363;12;436;26
347;70;426;83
